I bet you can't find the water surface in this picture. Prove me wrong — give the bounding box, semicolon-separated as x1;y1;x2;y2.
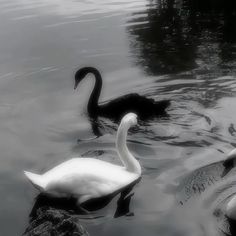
1;0;236;235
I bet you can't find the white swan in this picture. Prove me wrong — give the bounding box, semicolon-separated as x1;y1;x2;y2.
24;113;141;204
222;148;236;177
226;192;236;220
224;148;236;220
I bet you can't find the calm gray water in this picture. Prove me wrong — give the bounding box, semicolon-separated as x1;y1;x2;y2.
1;0;236;235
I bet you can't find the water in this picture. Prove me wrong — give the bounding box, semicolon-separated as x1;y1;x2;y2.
0;0;236;235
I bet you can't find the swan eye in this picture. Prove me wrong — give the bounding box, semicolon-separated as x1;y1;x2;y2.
131;116;138;125
81;72;87;78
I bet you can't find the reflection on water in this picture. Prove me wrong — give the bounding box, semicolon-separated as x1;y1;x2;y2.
0;0;236;235
127;0;236;75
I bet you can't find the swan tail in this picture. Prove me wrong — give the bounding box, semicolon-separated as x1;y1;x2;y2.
156;99;170;112
24;171;46;191
161;100;171;108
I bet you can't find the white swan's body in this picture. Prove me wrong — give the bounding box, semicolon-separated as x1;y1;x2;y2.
226;191;236;220
24;113;141;204
224;148;236;220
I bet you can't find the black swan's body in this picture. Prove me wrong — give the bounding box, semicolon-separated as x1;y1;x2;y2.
74;67;170;121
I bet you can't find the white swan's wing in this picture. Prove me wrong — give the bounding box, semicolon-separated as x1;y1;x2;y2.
45;171;119;201
42;158;139;202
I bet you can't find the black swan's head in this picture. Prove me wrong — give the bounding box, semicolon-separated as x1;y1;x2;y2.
74;67;99;89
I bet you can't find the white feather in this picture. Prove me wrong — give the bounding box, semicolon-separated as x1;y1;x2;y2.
24;113;141;204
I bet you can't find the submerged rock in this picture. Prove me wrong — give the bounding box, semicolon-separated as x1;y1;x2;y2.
23;207;89;236
23;195;89;236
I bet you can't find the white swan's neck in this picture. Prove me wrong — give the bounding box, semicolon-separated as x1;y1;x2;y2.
116;122;141;175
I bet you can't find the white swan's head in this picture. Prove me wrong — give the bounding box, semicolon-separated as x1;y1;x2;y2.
226;195;236;220
226;148;236;160
121;113;138;128
222;148;236;177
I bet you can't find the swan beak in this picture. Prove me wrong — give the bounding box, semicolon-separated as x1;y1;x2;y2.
222;158;235;177
74;81;78;90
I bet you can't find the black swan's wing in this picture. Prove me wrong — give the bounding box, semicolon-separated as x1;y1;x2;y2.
114;93;171;114
100;93;170;120
109;93;155;104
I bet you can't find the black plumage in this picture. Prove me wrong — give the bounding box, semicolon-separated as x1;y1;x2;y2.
74;67;170;121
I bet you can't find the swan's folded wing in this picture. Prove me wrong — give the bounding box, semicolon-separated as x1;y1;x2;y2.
45;164;138;199
42;158;138;200
45;172;114;198
105;93;155;106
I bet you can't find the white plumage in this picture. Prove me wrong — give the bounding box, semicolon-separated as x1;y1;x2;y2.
224;148;236;220
24;113;141;204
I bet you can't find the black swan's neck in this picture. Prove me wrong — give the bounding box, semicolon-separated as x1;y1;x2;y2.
84;68;103;115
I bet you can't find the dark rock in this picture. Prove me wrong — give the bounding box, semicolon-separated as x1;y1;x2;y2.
23;195;89;236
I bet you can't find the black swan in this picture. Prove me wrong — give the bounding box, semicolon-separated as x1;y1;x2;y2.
74;67;170;121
